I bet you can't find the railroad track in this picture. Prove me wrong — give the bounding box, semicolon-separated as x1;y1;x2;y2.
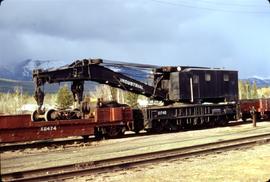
0;132;148;152
0;135;110;153
2;133;270;182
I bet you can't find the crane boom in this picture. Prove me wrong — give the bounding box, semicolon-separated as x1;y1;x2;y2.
33;59;168;111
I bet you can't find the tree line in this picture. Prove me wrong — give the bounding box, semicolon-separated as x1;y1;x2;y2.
238;80;270;100
1;81;270;114
21;82;270;110
238;80;258;100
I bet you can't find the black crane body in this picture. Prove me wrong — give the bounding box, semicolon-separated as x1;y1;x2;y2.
33;59;168;111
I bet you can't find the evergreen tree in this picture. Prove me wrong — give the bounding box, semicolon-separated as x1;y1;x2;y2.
251;81;258;99
124;91;139;108
56;85;73;109
110;87;118;101
245;81;252;99
238;80;246;99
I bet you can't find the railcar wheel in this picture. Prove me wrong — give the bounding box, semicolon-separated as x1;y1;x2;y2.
106;126;119;138
207;118;216;128
117;126;126;137
71;108;81;119
133;109;144;134
152;120;164;133
267;113;270;120
82;135;89;141
94;127;104;140
105;126;125;138
31;110;44;122
45;109;57;121
134;129;140;134
220;119;229;126
256;113;261;122
167;120;178;132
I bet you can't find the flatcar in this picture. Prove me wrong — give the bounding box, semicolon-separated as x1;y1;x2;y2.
240;98;270;121
0;104;133;143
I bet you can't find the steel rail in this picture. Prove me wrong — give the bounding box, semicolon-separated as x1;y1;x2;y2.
0;132;146;152
2;133;270;182
0;138;92;152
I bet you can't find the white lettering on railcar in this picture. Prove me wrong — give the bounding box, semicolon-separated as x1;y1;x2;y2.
40;126;57;132
157;110;167;115
119;78;143;90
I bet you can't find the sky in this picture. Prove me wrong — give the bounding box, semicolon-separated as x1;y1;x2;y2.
0;0;270;79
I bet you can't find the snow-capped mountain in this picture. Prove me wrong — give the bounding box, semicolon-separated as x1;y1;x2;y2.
1;59;269;93
240;76;270;88
0;59;150;93
0;59;150;81
0;59;72;93
0;59;68;81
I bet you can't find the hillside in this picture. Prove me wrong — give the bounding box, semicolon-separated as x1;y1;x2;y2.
0;59;150;81
0;78;34;93
0;78;97;94
0;59;150;94
0;59;269;94
241;77;270;88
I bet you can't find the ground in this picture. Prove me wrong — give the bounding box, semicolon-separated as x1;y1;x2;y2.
1;121;270;181
73;144;270;182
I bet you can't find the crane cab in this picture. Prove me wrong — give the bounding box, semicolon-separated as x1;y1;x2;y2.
156;67;238;104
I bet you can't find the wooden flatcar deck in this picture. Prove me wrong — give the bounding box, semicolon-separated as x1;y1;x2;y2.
0;107;133;143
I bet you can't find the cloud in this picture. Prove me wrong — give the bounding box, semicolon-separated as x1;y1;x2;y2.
0;30;31;65
0;0;269;78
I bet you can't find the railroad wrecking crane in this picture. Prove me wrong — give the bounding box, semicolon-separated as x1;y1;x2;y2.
33;58;239;133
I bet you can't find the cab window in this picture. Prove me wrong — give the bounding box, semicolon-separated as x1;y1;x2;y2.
205;73;211;82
